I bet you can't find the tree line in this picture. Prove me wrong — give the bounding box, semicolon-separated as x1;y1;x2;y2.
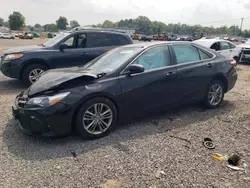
94;16;250;38
0;12;79;32
1;12;250;38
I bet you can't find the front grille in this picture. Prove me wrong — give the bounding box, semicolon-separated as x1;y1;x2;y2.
16;96;29;108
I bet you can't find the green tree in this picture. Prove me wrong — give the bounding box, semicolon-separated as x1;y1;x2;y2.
8;11;25;30
3;21;9;27
102;20;114;28
56;16;68;30
0;17;4;26
92;15;250;37
70;20;79;28
44;23;58;32
34;23;42;28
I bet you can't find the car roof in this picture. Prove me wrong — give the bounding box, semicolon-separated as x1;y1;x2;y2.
70;29;129;36
123;41;193;49
193;39;230;47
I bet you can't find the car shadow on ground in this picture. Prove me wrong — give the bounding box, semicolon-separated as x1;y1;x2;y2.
2;100;234;161
0;79;26;94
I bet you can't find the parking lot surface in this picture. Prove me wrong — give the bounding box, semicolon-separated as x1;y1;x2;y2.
0;39;250;188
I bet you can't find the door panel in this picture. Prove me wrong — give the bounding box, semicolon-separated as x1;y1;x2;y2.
175;60;215;102
119;45;178;116
119;66;178;115
51;33;91;68
172;44;216;102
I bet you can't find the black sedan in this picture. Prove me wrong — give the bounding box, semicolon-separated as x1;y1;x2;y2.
12;41;238;139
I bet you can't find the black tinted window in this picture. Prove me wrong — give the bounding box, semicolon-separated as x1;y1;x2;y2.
87;33;114;48
211;42;220;51
77;34;86;48
113;34;130;45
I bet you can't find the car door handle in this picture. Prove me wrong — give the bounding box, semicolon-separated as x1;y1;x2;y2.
166;71;176;76
229;50;233;52
206;63;213;68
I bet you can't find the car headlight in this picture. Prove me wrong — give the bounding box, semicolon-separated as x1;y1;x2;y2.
26;92;70;107
4;54;23;61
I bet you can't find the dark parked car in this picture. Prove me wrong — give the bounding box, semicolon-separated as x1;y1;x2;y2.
12;41;237;139
0;29;133;85
140;34;152;41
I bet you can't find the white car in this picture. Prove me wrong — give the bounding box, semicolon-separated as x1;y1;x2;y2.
193;39;241;62
0;33;15;39
238;40;250;63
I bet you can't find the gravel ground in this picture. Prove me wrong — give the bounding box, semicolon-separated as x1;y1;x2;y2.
0;39;250;188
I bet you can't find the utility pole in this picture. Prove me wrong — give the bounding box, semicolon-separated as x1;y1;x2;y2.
240;18;244;36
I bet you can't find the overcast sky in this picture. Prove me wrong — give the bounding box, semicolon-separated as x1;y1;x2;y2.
1;0;250;29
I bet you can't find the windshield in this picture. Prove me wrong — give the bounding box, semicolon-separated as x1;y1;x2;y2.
83;47;143;73
43;32;70;47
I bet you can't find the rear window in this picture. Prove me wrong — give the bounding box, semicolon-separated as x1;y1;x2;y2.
113;34;130;45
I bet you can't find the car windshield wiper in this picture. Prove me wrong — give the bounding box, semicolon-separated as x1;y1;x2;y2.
37;44;45;47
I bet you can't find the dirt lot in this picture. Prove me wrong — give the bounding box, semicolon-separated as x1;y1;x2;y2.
0;39;250;188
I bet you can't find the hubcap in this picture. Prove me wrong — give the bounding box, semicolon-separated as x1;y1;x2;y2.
208;84;223;106
29;68;44;83
82;103;113;135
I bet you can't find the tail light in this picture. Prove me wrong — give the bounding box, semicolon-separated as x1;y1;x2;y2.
230;60;237;67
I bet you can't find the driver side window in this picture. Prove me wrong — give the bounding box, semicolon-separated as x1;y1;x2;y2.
62;33;86;49
64;36;75;48
135;46;170;71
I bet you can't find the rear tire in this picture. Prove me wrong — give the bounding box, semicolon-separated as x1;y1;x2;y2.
22;64;48;85
76;97;117;140
204;80;225;109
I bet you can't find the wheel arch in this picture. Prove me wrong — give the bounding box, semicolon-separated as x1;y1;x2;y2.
211;73;228;93
71;93;121;131
19;58;50;79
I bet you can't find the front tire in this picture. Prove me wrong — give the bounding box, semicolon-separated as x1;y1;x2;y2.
22;64;48;85
204;80;225;109
76;97;117;139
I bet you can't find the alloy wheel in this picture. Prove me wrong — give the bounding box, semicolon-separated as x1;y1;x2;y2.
29;68;44;83
208;84;223;106
82;103;113;135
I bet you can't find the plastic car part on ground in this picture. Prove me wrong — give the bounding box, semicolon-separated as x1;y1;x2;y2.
203;137;215;149
211;153;228;161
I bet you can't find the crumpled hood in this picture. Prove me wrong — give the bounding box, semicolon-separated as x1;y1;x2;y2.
3;45;45;54
27;67;99;96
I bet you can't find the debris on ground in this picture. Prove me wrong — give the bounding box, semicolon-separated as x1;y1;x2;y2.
203;137;215;149
211;153;228;161
228;154;240;166
169;135;191;144
227;165;245;171
155;170;166;179
101;179;121;188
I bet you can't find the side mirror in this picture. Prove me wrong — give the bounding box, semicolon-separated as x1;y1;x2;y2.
129;64;144;75
59;43;68;52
